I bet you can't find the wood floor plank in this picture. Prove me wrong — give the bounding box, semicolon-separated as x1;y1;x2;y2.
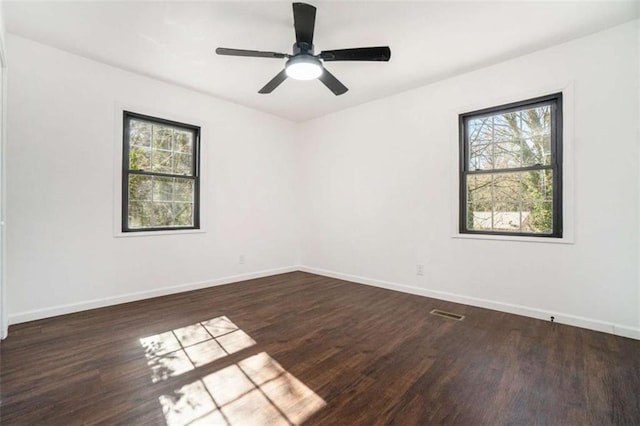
1;272;638;425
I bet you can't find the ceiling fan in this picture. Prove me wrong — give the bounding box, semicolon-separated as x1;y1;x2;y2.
215;2;391;96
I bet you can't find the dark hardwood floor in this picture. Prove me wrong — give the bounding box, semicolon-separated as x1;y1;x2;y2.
1;271;639;425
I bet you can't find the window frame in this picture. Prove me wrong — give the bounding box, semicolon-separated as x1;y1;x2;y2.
122;111;201;233
459;93;563;238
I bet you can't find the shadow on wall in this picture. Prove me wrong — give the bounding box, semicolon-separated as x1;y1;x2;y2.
140;316;326;425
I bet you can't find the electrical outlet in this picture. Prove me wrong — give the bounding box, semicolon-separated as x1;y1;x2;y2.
239;255;245;265
416;264;424;276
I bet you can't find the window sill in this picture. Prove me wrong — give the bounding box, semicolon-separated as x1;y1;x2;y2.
452;233;574;244
114;229;206;238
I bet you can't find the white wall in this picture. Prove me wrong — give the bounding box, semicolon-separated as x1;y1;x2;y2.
299;21;640;339
6;35;299;323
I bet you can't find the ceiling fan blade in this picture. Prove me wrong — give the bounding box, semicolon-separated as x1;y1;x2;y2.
318;68;348;96
293;2;316;47
258;69;288;94
216;47;288;59
320;47;391;62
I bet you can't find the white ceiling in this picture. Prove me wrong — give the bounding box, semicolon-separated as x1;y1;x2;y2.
5;1;638;122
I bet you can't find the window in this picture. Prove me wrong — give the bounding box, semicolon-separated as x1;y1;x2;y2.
122;111;200;232
459;93;562;237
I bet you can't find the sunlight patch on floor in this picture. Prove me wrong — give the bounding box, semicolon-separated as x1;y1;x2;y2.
159;352;326;426
139;316;256;383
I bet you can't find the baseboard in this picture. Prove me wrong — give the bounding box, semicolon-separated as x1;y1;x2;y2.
8;265;639;341
8;266;298;326
299;266;640;341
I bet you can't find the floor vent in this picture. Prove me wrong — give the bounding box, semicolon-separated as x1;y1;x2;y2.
430;309;465;321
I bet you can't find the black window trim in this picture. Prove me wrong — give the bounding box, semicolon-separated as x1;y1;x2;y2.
122;111;201;232
459;93;563;238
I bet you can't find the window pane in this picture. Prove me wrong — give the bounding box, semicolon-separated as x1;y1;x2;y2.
522;136;551;166
491;204;522;231
468;117;492;144
153;125;173;151
467;204;490;230
522;169;553;200
174;203;193;226
153;177;174;202
493;141;521;169
129;175;152;201
466;174;492;208
174;131;193;154
153;150;174;174
469;143;491;170
175;153;193;175
467;104;552;170
466;170;553;234
128;201;153;229
152;202;174;227
130;120;151;148
130;120;195;176
492;173;521;206
127;175;195;229
174;179;194;202
523;200;553;234
129;146;151;171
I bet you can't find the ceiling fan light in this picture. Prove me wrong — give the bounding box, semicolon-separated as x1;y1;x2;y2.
285;56;323;80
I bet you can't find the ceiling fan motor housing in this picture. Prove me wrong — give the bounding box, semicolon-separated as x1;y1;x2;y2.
293;42;314;56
